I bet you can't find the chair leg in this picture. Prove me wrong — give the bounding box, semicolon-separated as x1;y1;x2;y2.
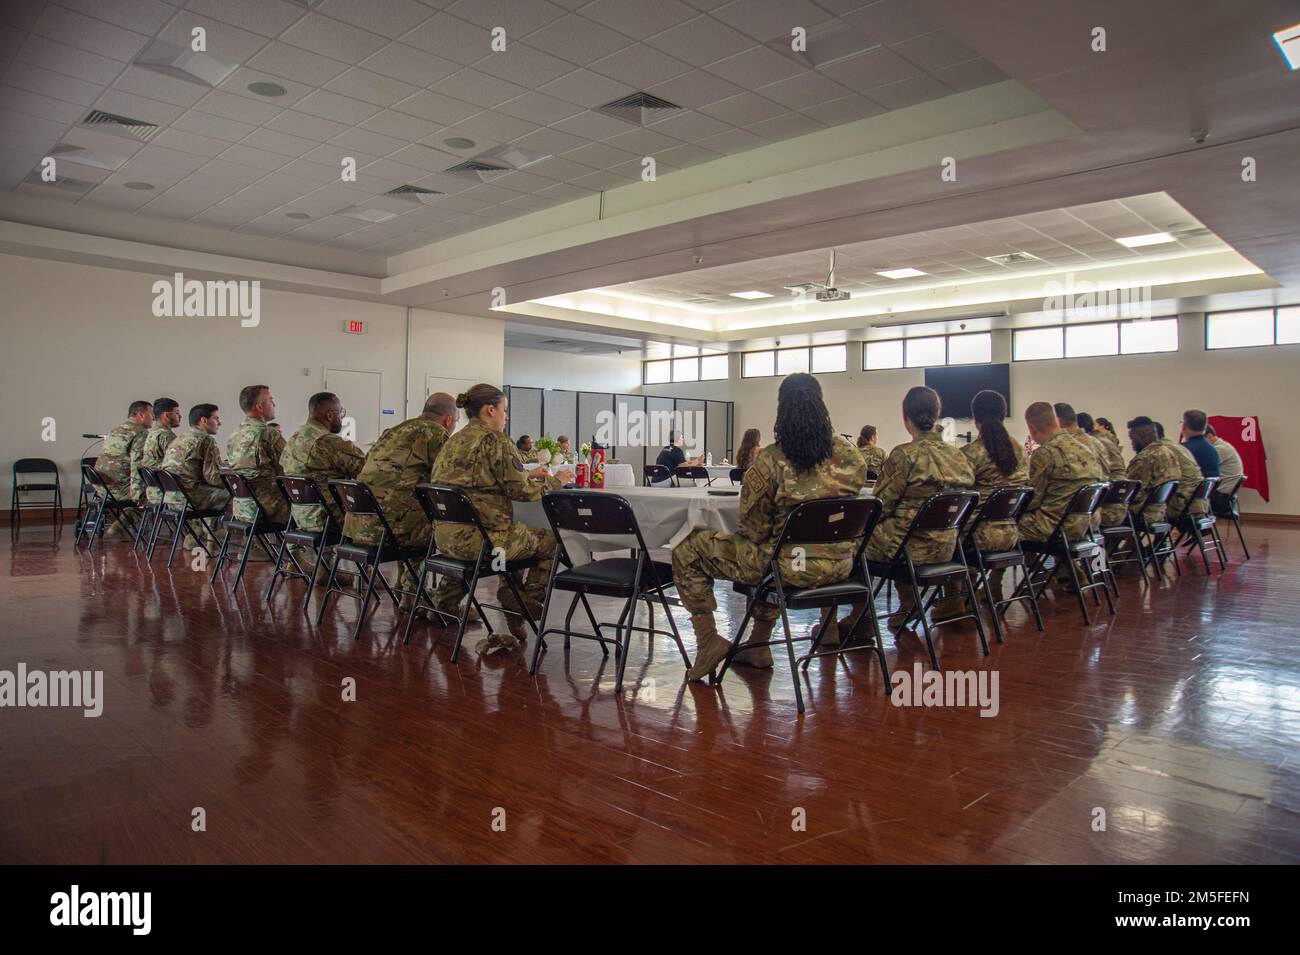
449;565;482;662
167;506;189;566
715;598;757;683
528;574;561;674
612;593;638;692
265;535;289;606
231;530;259;592
315;552;341;625
774;596;804;714
1211;523;1229;571
1231;514;1250;560
914;578;941;671
979;562;1005;645
401;564;431;646
209;525;232;586
655;585;691;669
578;592;609;654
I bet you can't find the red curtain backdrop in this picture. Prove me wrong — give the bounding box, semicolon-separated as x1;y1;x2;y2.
1208;415;1269;502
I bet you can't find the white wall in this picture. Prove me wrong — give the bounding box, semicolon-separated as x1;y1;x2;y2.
503;346;642;393
0;253;503;503
644;317;1298;516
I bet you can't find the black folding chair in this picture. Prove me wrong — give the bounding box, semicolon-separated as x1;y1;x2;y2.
209;472;295;593
1092;478;1145;595
961;486;1042;645
266;475;342;610
1018;483;1115;624
11;457;62;527
868;492;987;671
729;467;746;485
150;470;226;565
74;456;98;531
1127;479;1179;581
1210;474;1250;559
319;480;427;642
710;497;885;713
403;483;539;659
675;465;709;486
132;466;166;552
74;464;139;551
643;464;673;487
525;490;690;691
1170;477;1227;574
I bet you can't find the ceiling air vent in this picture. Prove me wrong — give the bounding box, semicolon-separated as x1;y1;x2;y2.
597;91;682;126
79;109;160;143
447;159;509;175
386;184;444;203
24;171;95;194
985;251;1041;266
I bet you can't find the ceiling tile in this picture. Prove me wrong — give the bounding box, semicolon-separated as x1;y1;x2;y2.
588;44;692;89
280;13;388;63
537;180;596;201
583;0;698;39
218;67;314;108
247;41;351;86
400;13;495;66
304;142;385;171
450;109;541;143
475;44;574;87
890;30;980;72
512;125;590;156
537;68;632;108
745;111;824;139
549;108;631;141
158;15;269;64
932;57;1005;92
111;64;211;107
296;88;381;124
445;0;567;35
33;4;150;62
430;68;528;109
313;0;434;39
705;45;804;87
802;93;885;125
357;157;435;189
325;67;420;107
699;92;786;126
358;42;460;86
694;126;767;154
525;155;597;181
393;88;481;124
521;14;633;64
266;108;351;142
645;109;733;142
133;143;208;171
496;90;584;125
653;141;721;167
822;46;921;90
563;140;638;169
604;125;680;154
329;126;408;157
570;168;636;191
193;88;282;124
0;84;85;124
184;0;307;39
277;157;342;185
57;0;175;35
387;142;462;173
841;0;938;45
865;72;950;109
643;15;754;67
361;108;441;142
151;127;230;157
712;0;833;43
757;70;851;111
2;60;102;106
240;126;319;158
219;143;291;171
173;108;255;141
646;69;745;110
16;34;124;85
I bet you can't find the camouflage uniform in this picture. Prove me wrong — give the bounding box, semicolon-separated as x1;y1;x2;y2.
866;431;975;562
1098;428;1123;453
95;420;149;504
1017;430;1104;542
673;438;867;623
859;443;887;477
1079;430;1127;526
1127;441;1182;525
140;423;176;505
226;416;287;524
961;436;1028;551
161;427;230;511
430;417;562;612
517;447;539;464
281;420;367;532
1159;437;1208;516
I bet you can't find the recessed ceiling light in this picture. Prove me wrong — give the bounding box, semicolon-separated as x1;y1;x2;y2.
876;268;926;279
248;81;287;97
729;290;773;299
1116;232;1175;248
285;212;310;219
123;181;154;190
1274;22;1300;69
444;137;476;149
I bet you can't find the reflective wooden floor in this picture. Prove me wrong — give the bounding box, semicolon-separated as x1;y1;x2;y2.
2;518;1298;864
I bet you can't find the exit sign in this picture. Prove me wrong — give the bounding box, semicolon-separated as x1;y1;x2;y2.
343;320;366;334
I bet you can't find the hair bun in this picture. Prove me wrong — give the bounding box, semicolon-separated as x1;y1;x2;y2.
455;393;468;408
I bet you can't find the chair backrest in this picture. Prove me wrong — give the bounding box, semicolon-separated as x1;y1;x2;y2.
220;471;256;500
1141;478;1179;509
1067;482;1110;516
1216;474;1246;498
909;491;981;533
328;479;380;516
729;467;746;485
542;490;641;538
1188;476;1219;505
865;468;881;482
775;496;883;547
971;485;1034;525
416;483;487;532
153;469;198;509
1099;478;1141;507
675;465;707;481
14;457;58;477
643;464;672;486
80;456;97;468
80;463;106;490
137;466;164;493
276;474;323;507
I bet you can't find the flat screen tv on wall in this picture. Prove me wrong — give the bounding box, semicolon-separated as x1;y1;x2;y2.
924;364;1011;419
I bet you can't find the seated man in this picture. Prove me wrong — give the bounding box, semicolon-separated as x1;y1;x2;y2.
674;374;867;679
343;392;457;605
281;392;368;580
141;397;181;506
515;434;538;464
94;399;154;536
226;384;288;527
161;403;230;548
1157;424;1208;516
1179;408;1220;479
656;430;705;472
856;424;887;477
1125;416;1182;525
1066;407;1126;526
1205;424;1243;480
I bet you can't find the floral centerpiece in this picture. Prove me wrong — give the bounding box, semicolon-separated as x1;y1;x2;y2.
534;435;559;466
580;442;592;461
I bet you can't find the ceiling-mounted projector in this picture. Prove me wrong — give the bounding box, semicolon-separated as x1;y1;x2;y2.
784;249;851;303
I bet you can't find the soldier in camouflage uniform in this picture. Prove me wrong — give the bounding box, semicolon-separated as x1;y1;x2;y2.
1158;434;1208;516
161;403;229;549
1094;417;1123;453
856;424;887;477
676;374;868;679
1076;410;1127;525
93;400;154;537
140;398;181;506
515;435;539;464
342;393;458;599
429;385;571;655
225;385;288;529
1125;416;1182;524
281;392;368;579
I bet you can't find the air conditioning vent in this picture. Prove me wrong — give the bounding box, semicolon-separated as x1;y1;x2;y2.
985;251;1042;266
447;159;509;174
682;297;716;305
24;171;95;194
597;91;682;126
79;109;160;142
386;184;444;203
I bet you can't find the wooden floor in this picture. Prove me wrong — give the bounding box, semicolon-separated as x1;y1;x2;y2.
2;516;1298;864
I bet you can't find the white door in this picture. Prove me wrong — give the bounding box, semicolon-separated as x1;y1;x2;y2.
323;368;383;449
425;375;476;432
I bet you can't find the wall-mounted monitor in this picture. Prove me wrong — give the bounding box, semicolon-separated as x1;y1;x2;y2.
924;364;1011;419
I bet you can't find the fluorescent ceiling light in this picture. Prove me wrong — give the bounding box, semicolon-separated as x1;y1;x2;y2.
1116;232;1175;248
1274;23;1300;69
729;290;773;299
876;268;926;279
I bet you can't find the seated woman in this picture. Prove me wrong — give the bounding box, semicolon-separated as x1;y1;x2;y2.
429;384;573;655
856;424;886;478
673;374;867;679
960;389;1027;599
735;428;761;471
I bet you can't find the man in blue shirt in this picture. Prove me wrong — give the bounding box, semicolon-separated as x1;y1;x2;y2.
1180;408;1220;478
656;431;705;471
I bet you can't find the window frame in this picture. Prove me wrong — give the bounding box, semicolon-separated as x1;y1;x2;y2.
863;331;993;370
740;343;848;378
1205;307;1300;351
1013;318;1180;362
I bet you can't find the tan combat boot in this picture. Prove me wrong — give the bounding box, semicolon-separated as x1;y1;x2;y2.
733;616;775;668
686;613;733;681
887;583;917;631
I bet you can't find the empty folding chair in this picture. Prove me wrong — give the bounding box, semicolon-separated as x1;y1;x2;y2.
1092;478;1146;595
961;485;1042;644
1126;479;1179;581
528;489;690;692
319;479;427;642
403;483;539;659
868;491;988;671
711;497;885;713
1018;483;1115;624
75;464;139;551
11;458;62;527
729;467;746;485
209;472;294;593
643;464;674;487
1170;477;1228;574
1210;474;1250;559
266;475;341;610
150;470;226;565
675;465;710;486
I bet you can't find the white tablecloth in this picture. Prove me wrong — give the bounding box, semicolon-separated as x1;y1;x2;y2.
546;462;635;487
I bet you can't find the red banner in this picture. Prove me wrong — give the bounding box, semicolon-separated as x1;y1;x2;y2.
1207;415;1269;502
